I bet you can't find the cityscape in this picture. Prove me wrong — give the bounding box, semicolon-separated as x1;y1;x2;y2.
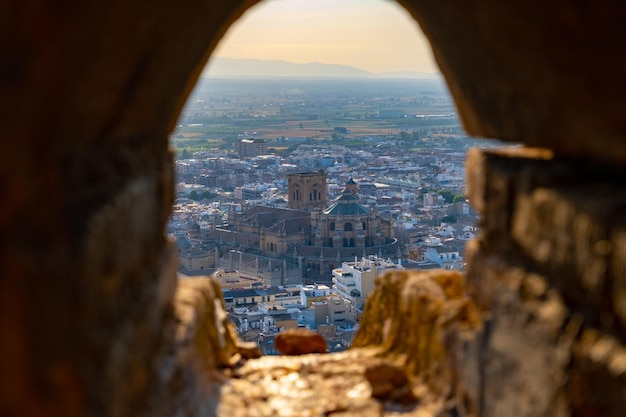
5;1;621;415
169;76;503;353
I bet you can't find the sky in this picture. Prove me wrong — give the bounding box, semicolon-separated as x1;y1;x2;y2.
207;0;438;74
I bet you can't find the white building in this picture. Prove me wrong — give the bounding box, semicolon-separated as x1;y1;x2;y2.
300;284;333;307
423;245;462;269
332;255;403;310
436;225;456;237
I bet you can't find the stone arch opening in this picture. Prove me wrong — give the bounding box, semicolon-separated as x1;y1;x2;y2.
3;1;626;416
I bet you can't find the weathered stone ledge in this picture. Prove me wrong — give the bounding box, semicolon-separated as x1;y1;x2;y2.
163;270;479;417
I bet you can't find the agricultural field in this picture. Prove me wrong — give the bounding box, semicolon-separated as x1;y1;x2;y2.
171;77;461;157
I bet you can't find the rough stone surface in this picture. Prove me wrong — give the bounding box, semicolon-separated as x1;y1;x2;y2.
151;270;480;417
365;363;417;404
275;328;328;355
163;272;478;416
217;350;435;417
353;270;480;403
463;248;572;417
570;329;626;416
465;147;626;416
149;278;225;417
467;148;626;337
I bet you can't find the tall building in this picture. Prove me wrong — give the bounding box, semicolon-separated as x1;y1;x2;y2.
287;171;328;211
237;138;267;158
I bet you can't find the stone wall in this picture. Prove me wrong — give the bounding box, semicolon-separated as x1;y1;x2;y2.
1;0;626;416
460;147;626;416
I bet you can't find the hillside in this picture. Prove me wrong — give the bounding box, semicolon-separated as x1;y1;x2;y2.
203;57;440;79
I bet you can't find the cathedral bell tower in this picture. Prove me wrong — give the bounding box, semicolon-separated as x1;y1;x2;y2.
288;171;327;211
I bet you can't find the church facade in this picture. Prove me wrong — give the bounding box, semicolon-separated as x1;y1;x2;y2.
229;173;398;284
310;179;393;250
299;178;397;282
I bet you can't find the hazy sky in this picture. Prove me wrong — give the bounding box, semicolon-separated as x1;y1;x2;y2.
208;0;437;74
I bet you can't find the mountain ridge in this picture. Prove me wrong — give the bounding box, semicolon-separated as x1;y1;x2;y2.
203;57;440;80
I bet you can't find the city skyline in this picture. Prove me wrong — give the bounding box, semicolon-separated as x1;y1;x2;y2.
206;0;438;75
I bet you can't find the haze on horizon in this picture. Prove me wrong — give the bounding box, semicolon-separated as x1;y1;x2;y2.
206;0;438;75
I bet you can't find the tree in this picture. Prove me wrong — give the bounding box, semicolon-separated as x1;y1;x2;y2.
201;190;215;200
439;190;455;204
453;194;467;203
189;190;199;200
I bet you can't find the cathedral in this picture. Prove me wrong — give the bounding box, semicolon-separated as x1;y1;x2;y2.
288;172;398;283
227;172;398;284
310;178;393;250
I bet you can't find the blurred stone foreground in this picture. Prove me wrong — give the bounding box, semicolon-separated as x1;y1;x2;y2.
170;269;480;417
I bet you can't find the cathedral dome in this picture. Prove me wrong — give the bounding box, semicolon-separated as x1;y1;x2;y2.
323;189;369;217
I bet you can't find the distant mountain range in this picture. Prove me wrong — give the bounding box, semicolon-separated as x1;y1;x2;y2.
203;57;441;80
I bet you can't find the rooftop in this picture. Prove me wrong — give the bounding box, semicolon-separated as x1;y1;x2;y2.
323;191;369;216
